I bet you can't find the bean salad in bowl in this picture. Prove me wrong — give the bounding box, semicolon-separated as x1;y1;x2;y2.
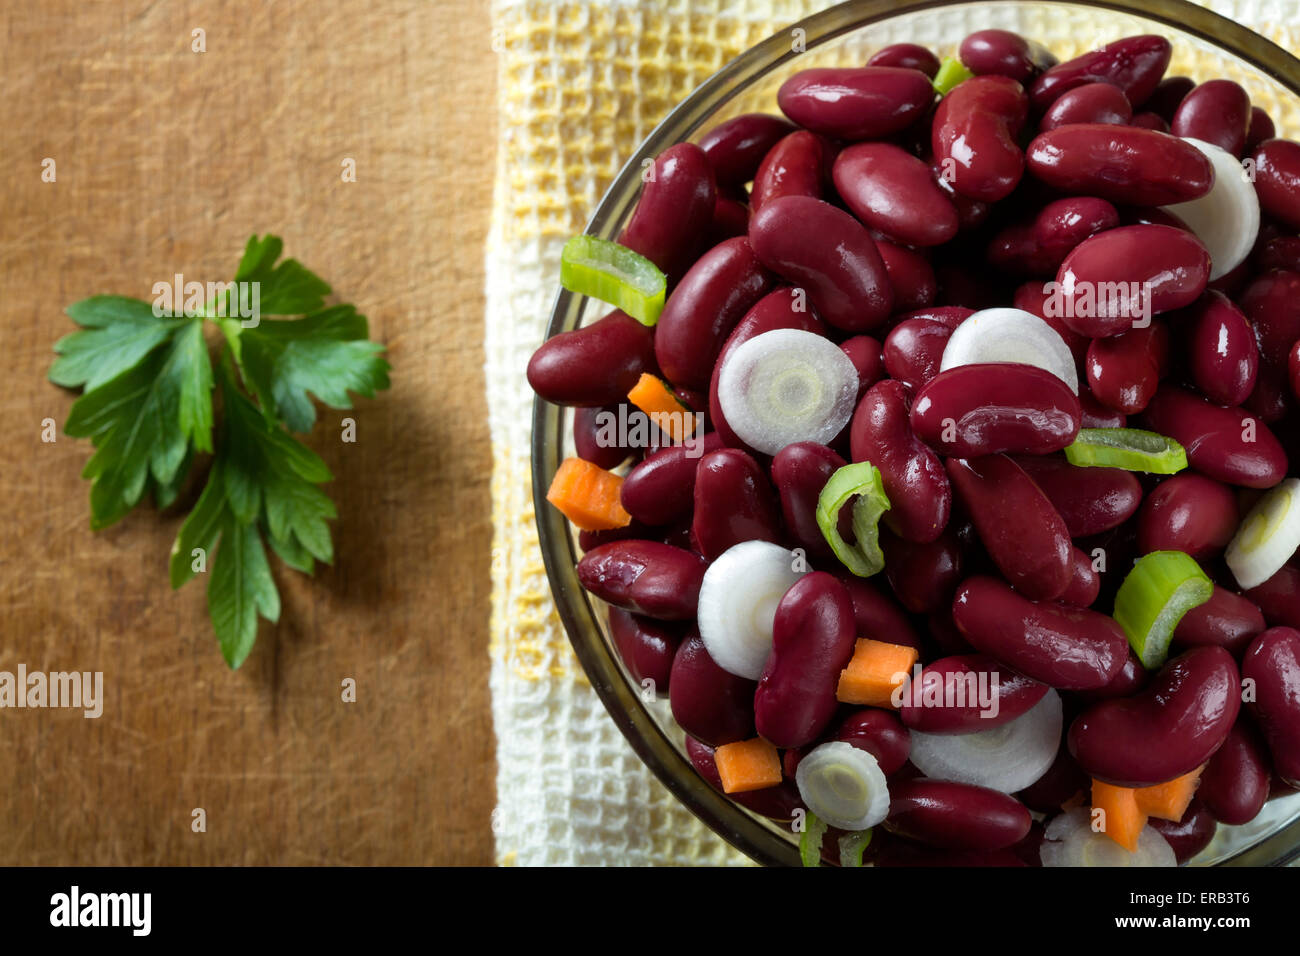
527;2;1300;867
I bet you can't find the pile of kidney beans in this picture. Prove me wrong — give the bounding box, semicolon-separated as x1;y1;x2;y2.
527;29;1300;866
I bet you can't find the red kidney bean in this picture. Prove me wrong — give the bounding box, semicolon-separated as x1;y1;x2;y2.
1251;139;1300;229
875;239;936;312
1145;75;1195;122
1012;456;1142;538
882;318;952;391
1198;715;1271;825
1129;111;1169;132
882;528;963;614
750;130;826;213
1079;389;1127;428
894;305;974;331
837;574;923;649
576;540;706;620
1255;234;1300;274
1147;800;1218;864
869;42;940;77
708;287;827;452
1245;563;1300;630
933;164;996;231
654;237;774;390
1017;746;1088;812
1245;106;1276;154
1027;126;1213;206
960;29;1055;84
1137;473;1238;559
833;143;959;248
619;433;722;526
1054;225;1211;337
697;113;796;189
1061;546;1101;608
1029;35;1172;112
770;441;846;560
1033;196;1121;264
1174;585;1266;657
755;573;857;748
886;778;1032;850
1239;269;1300;421
1040;82;1132;130
608;608;683;690
707;195;749;245
912;364;1082;458
932;75;1028;202
1068;645;1240;787
618;143;716;284
777;66;936;142
573;404;634;470
692;448;782;561
527;310;655;407
684;735;804;820
831;709;911;774
1078;648;1150;701
748;196;893;331
1171;79;1251;157
987;222;1056;276
851;379;952;543
670;632;756;745
899;653;1050;733
1140;385;1288;488
1242;626;1300;785
1183;291;1259;406
1085;322;1168;414
947;456;1074;601
954;576;1128;689
840;335;885;400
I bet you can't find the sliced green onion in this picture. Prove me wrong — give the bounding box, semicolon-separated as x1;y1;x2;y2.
799;810;829;868
816;462;891;577
795;741;891;831
1226;478;1300;590
838;829;873;868
1064;428;1188;473
1113;551;1214;669
932;57;974;96
560;235;666;326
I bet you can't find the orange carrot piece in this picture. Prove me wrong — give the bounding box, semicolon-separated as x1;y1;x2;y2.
714;737;783;794
1134;765;1206;823
1091;779;1146;853
835;639;919;707
627;373;695;443
545;457;632;531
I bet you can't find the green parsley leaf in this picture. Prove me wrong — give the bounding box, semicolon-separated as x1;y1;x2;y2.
49;296;186;391
56;233;390;668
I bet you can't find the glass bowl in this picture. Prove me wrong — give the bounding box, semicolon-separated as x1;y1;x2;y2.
531;0;1300;866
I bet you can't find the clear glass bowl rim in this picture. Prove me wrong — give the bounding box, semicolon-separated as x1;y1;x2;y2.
530;0;1300;867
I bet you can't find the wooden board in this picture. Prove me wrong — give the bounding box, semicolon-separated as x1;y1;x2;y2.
0;0;498;864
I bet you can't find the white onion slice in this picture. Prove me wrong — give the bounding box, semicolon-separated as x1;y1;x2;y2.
1163;137;1260;281
717;328;859;456
1040;807;1176;867
908;689;1062;793
1226;477;1300;590
938;307;1079;393
795;741;890;831
696;541;806;679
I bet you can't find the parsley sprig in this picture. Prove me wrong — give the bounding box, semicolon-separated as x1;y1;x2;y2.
51;236;391;667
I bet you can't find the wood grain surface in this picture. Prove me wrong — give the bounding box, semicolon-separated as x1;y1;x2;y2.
0;0;498;864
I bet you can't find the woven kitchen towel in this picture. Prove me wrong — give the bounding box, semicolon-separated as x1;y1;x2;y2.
484;0;1300;867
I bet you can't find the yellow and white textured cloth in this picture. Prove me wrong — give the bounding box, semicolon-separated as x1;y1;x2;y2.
484;0;1300;866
